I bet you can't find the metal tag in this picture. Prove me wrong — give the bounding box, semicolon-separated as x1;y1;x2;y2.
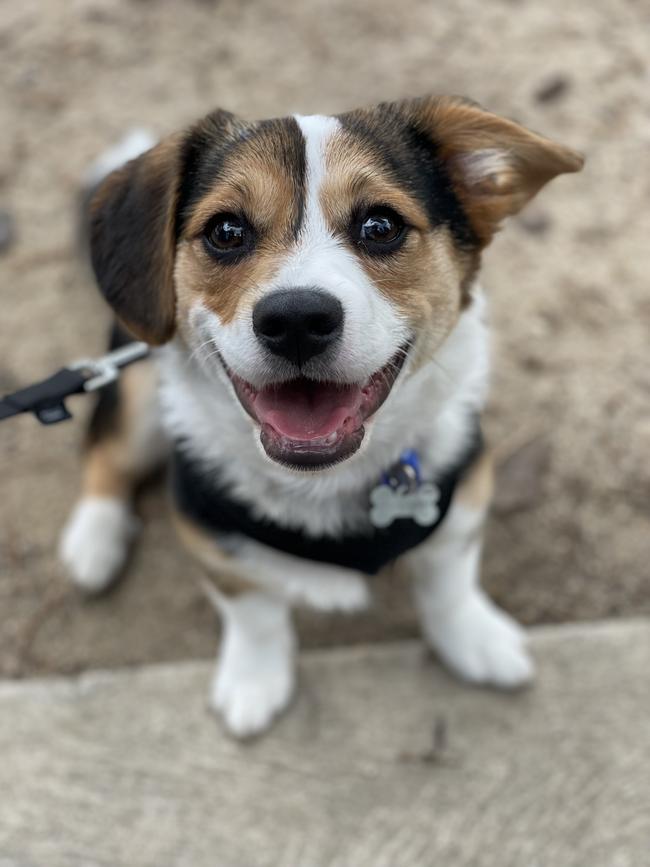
369;481;441;528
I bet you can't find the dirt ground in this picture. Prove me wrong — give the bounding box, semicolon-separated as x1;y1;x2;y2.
1;0;649;678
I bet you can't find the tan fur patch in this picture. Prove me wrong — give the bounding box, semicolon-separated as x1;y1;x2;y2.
456;447;495;511
83;443;133;500
322;130;477;364
406;96;584;246
175;240;283;327
172;510;258;596
322;132;433;239
175;125;304;326
82;360;161;500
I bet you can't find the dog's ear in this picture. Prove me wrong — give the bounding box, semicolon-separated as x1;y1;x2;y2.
404;96;584;246
89;134;183;345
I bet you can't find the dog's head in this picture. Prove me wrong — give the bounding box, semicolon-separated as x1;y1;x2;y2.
90;97;582;470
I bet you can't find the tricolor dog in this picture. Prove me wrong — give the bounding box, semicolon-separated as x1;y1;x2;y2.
60;97;583;737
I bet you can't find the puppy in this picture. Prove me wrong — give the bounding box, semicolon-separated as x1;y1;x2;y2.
60;97;583;737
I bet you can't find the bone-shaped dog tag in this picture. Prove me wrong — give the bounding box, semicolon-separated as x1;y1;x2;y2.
369;482;440;528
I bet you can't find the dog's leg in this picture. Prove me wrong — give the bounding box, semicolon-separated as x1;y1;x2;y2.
60;355;167;593
175;513;368;737
203;554;367;737
407;450;534;688
202;582;296;739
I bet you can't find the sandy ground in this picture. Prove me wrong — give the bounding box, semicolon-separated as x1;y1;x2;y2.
1;0;649;678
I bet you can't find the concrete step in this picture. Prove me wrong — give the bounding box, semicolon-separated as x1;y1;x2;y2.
0;619;649;867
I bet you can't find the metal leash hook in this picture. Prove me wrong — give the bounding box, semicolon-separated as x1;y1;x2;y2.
0;341;150;425
69;341;150;392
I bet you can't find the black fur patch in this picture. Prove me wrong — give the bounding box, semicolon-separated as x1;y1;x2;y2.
89;140;180;345
337;105;479;251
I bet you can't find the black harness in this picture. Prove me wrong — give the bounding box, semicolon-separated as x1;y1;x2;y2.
172;424;483;576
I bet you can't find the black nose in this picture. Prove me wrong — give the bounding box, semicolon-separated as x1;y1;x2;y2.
252;289;344;367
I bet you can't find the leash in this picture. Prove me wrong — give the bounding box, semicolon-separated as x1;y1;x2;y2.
0;341;149;425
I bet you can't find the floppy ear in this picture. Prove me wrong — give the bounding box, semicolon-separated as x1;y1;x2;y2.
89;134;183;345
405;96;584;246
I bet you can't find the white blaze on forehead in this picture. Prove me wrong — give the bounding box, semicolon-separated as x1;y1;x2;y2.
294;114;341;239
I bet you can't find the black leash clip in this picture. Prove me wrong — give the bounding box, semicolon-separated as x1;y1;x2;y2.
0;341;149;425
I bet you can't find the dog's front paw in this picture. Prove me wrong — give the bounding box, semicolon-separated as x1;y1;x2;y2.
59;497;139;594
425;592;534;689
210;646;295;739
209;594;296;738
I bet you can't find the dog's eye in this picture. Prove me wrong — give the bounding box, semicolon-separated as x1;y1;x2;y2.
358;207;405;253
203;213;249;259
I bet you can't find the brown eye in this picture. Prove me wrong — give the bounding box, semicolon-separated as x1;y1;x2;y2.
359;207;405;253
203;213;250;259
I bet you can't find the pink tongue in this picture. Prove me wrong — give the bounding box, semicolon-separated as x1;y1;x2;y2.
253;381;363;440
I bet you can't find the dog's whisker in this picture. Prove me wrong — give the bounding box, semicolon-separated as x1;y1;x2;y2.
189;338;218;364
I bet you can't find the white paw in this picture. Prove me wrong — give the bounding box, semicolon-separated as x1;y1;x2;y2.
425;592;534;689
211;652;295;739
59;497;139;594
209;594;296;738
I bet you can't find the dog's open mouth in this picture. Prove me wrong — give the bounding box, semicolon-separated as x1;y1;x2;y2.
223;346;410;469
